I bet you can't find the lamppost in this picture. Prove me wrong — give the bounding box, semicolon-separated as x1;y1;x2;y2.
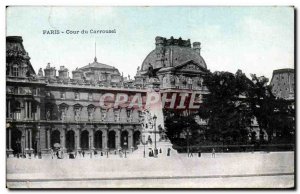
153;114;158;158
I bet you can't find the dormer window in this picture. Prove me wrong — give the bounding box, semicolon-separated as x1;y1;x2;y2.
13;65;19;77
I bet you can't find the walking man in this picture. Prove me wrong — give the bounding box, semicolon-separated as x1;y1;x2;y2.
212;148;216;158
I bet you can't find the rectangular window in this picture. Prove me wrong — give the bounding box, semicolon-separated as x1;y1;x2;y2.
13;66;19;77
60;92;65;99
75;92;79;100
88;93;93;101
32;88;37;96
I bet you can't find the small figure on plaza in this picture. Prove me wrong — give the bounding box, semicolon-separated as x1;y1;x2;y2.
167;148;171;156
198;149;202;157
212;148;216;158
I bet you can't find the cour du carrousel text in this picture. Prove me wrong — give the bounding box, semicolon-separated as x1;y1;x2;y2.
42;29;117;35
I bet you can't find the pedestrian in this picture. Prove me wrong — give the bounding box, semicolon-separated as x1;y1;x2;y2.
167;148;171;156
212;148;216;158
82;151;85;158
50;148;54;159
198;150;201;157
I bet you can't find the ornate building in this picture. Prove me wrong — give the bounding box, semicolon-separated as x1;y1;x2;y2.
6;36;209;158
270;68;294;100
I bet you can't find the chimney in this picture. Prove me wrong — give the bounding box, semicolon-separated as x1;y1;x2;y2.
155;36;165;48
58;66;69;79
44;63;56;78
192;42;201;55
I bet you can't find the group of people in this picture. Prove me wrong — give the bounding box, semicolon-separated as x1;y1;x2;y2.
49;148;64;159
147;148;172;157
187;148;216;158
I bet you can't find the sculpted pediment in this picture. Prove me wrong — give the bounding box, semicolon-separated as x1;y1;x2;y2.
175;60;207;72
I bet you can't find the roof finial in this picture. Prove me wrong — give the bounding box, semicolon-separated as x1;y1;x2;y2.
94;41;97;62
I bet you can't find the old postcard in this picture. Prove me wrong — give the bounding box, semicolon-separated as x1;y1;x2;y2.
5;6;295;188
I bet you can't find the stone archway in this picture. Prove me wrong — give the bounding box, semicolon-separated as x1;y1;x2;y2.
11;129;22;155
51;130;60;149
66;130;75;152
133;130;141;148
80;130;89;150
94;130;103;149
108;131;116;149
121;131;129;149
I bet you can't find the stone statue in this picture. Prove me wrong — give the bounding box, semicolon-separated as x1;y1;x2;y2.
38;68;43;77
61;110;66;121
46;110;51;120
75;109;80;121
88;110;93;121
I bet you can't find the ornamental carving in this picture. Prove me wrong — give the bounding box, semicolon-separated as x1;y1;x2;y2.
181;64;200;71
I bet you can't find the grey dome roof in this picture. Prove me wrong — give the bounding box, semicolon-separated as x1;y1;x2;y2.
141;45;207;71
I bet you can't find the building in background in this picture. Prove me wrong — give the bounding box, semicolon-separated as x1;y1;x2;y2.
270;68;295;100
6;36;210;157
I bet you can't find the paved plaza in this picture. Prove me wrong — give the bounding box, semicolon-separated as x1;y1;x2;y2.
6;151;294;188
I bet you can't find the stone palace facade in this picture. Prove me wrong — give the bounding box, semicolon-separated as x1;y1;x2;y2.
6;36;209;157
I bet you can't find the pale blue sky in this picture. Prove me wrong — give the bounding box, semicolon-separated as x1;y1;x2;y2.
6;6;294;80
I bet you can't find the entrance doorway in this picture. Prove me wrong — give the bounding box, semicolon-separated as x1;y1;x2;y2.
51;130;60;149
11;129;22;155
94;130;103;149
66;130;75;152
133;131;141;148
80;130;89;150
108;131;116;149
121;131;129;149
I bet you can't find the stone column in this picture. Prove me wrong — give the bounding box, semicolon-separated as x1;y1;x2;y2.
25;129;29;150
47;129;51;149
37;105;40;120
24;101;28;119
102;130;107;150
60;128;66;150
8;100;11;118
128;129;133;151
21;129;26;156
76;128;81;150
90;128;95;150
116;129;121;149
29;101;32;119
36;127;40;154
8;128;12;150
29;129;33;151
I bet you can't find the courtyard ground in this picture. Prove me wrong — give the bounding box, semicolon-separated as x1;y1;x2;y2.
6;151;294;188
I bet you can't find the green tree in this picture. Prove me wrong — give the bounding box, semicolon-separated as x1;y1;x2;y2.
198;70;253;144
164;110;202;150
246;74;277;143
